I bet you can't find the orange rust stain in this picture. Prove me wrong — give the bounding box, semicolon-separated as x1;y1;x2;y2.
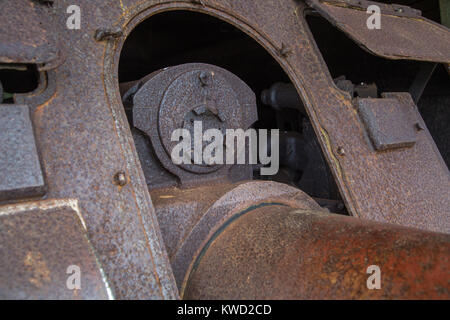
159;195;175;199
24;251;51;288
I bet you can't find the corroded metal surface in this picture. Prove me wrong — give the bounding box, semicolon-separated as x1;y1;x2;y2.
295;2;449;233
357;98;417;151
306;0;450;63
0;0;59;66
1;0;449;300
185;206;450;300
132;63;257;187
0;104;46;201
6;0;180;299
0;199;112;300
151;181;324;293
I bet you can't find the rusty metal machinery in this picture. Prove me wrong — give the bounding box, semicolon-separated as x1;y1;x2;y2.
126;63;257;188
185;206;450;300
0;0;450;300
150;182;450;299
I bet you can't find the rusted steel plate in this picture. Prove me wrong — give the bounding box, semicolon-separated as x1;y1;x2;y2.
357;98;417;151
292;2;449;233
341;92;450;231
79;1;449;295
0;199;112;300
185;206;450;299
12;0;179;299
4;0;444;300
0;0;59;65
0;104;46;201
306;0;450;64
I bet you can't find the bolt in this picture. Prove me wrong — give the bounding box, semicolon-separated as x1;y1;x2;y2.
191;0;206;6
199;72;209;87
415;122;425;132
95;27;123;42
337;146;346;156
114;171;127;186
279;43;292;57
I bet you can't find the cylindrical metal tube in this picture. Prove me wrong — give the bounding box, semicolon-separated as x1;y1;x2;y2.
184;205;450;299
261;82;305;114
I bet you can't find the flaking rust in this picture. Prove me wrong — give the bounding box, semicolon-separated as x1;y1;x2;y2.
0;0;449;300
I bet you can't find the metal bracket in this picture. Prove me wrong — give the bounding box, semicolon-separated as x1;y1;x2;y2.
0;104;46;201
357;97;417;151
306;0;450;64
312;0;421;18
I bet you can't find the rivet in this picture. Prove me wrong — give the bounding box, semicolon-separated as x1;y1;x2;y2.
95;27;123;42
337;146;346;156
415;122;425;132
114;171;127;186
279;43;292;57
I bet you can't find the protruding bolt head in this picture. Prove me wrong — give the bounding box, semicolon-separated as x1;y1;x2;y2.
114;171;127;186
337;146;346;156
199;72;209;87
279;43;292;57
415;122;425;132
94;27;123;42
